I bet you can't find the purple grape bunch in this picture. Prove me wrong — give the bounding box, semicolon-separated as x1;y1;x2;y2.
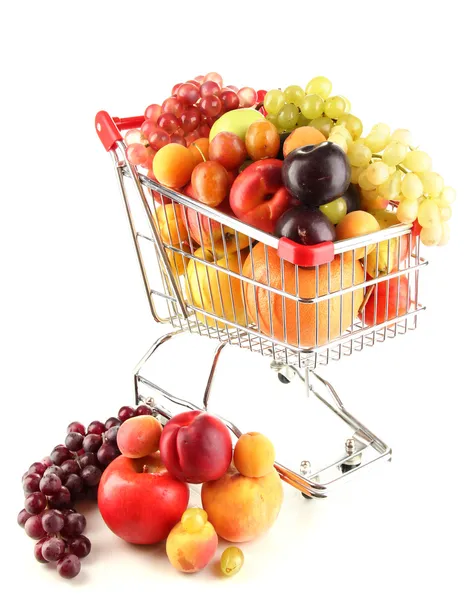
17;404;152;579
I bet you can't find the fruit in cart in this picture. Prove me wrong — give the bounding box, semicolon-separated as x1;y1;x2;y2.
209;108;265;142
282;126;326;157
243;244;364;347
229;159;293;233
209;132;247;170
282;142;351;206
335;211;380;259
201;465;283;542
275;205;336;244
245;120;280;160
360;275;410;326
191;161;230;208
167;244;191;278
152;143;195;189
319;197;347;225
233;432;276;478
166;508;218;573
189;137;210;165
155;203;188;246
116;415;162;459
365;210;410;277
159;410;232;484
342;183;361;213
220;547;245;577
98;452;189;544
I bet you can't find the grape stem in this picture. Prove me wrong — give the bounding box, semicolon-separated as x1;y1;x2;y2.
371;153;409;174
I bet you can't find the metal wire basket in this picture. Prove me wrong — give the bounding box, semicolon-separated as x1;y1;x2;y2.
96;111;428;497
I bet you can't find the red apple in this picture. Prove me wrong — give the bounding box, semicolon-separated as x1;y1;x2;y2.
229;159;294;233
159;411;232;484
98;453;189;544
361;275;410;327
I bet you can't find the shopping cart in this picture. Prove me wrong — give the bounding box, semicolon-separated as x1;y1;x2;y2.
96;111;428;498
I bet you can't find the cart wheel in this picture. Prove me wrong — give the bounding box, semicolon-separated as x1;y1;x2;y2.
301;492;313;500
278;373;291;384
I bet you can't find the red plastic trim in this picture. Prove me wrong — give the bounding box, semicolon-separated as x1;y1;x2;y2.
411;220;422;236
277;238;335;267
95;111;145;152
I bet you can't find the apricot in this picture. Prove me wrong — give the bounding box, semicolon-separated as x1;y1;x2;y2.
152;143;195;188
233;432;275;478
283;126;326;157
335;210;380;259
166;508;218;573
155;203;188;246
201;465;283;542
116;416;162;459
189;138;210;166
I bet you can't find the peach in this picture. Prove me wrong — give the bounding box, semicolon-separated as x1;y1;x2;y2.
283;126;326;157
117;416;162;459
166;508;218;573
233;432;276;478
155;203;188;246
186;205;248;258
159;411;232;484
201;465;283;542
335;210;380;259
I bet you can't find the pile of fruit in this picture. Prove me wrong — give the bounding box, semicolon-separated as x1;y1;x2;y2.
18;406;282;579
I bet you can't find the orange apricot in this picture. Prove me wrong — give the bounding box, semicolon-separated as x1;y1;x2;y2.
189;138;210;166
283;126;326;157
116;416;162;459
335;210;380;259
233;432;276;478
153;143;195;188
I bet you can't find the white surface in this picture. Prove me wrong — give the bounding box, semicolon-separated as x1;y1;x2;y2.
2;1;474;598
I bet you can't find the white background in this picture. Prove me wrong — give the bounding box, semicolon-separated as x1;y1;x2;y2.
2;1;475;598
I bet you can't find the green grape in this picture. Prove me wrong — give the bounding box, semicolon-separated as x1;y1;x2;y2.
401;173;423;201
364;123;391;153
419;171;444;197
438;222;450;246
266;114;279;127
396;198;418;224
323;96;346;119
305;76;332;99
391;128;412;146
435;186;456;207
300;94;324;120
348;142;371;167
341;96;351;112
336;114;363;140
420;223;442;246
320;197;347;224
403;150;432;173
330;125;352;145
440;206;452;221
277;103;299;130
351;166;365;184
309;115;333;138
382;141;407;166
284;85;305;107
328;132;348;152
296;112;310;127
220;547;244;577
181;508;208;533
358;169;376;191
418;198;440;228
377;171;402;200
366;161;390;186
264;89;286;115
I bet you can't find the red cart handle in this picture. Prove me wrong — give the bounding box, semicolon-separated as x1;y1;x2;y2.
277;238;335;267
95;111;145;151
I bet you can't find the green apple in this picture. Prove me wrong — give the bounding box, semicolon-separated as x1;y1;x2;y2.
209;108;265;142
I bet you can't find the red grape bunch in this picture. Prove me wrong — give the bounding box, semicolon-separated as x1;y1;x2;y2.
17;404;152;579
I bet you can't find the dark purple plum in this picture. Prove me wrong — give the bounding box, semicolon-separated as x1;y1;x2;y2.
282;142;350;206
342;183;361;213
275;205;336;245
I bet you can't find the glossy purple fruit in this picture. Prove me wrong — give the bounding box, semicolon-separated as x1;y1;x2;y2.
25;492;47;515
68;535;91;558
50;446;73;466
25;515;46;539
48;486;72;509
40;472;63;495
87;420;106;435
104;425;120;445
57;554;81;579
97;443;120;466
67;421;86;436
23;473;42;494
78;452;99;469
63;513;86;537
135;405;152;416
282;142;350;206
42;537;66;562
105;417;121;430
28;462;47;477
118;406;136;422
34;537;50;563
41;509;65;534
342;183;361;213
83;433;102;453
17;508;30;528
275;205;336;245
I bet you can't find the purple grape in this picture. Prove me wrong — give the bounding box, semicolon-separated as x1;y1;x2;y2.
17;508;30;528
118;406;135;422
135;405;152;416
25;515;46;539
23;473;41;494
28;462;47;477
68;535;91;558
41;509;65;534
25;492;47;515
97;443;120;466
65;432;84;452
42;456;54;468
104;425;120;445
78;452;99;469
62;508;75;516
81;465;101;487
50;446;73;466
63;513;86;536
43;465;66;482
22;471;29;482
48;486;72;509
83;433;102;453
64;474;84;496
105;417;121;430
40;472;62;495
34;537;50;563
57;554;81;579
42;537;66;562
67;421;86;435
61;459;80;477
87;420;106;435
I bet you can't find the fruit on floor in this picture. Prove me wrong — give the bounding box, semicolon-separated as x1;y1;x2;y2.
166;508;218;573
365;210;409;277
155;203;188;246
282;126;326;157
152;144;195;189
233;432;276;478
191;160;230;207
116;415;162;459
275;205;336;245
282;142;350;206
98;452;189;544
243;244;364;348
245;120;280;160
159;410;232;484
201;465;283;542
209;108;265;141
220;547;244;577
186;247;248;327
335;211;380;259
361;275;410;326
229;159;293;233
